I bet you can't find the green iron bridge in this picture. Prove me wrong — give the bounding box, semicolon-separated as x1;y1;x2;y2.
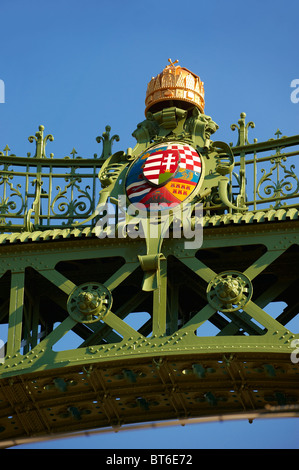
0;103;298;444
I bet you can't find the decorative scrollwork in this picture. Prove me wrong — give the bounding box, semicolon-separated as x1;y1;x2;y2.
51;174;94;224
99;161;125;188
0;118;298;233
256;151;299;208
0;179;25;224
0;124;122;231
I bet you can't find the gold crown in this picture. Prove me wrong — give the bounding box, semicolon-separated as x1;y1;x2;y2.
145;59;205;116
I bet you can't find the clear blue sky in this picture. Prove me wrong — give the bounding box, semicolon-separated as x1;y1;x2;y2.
0;0;298;449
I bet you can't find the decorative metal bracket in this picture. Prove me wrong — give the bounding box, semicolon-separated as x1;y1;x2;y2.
138;253;166;292
218;178;248;212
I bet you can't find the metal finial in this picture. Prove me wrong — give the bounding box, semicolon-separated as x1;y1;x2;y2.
168;58;179;67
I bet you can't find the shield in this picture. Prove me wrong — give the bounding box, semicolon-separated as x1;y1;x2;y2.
143;147;180;186
125;142;203;211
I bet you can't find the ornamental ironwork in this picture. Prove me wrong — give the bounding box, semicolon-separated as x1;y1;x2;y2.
206;271;253;313
0;59;298;446
67;283;113;324
0;112;299;234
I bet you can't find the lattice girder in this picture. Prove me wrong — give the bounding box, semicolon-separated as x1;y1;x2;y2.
0;217;297;372
0;211;298;442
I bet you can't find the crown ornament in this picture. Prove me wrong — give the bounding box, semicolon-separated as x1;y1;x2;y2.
145;59;205;116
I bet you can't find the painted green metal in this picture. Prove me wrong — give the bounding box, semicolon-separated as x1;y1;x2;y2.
0;101;298;442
